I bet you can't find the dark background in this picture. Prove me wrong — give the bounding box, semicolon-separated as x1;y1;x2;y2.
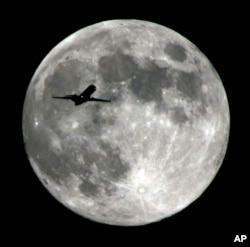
5;3;248;246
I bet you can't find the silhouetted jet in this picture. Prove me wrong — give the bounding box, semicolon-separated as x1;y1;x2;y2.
52;85;111;105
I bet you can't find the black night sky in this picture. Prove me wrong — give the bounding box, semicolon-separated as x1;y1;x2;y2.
6;3;248;246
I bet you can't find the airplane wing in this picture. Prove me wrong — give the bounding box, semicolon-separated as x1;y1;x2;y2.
89;97;111;102
52;95;75;99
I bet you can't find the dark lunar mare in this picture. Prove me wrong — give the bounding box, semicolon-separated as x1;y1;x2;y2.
98;49;208;117
164;43;187;62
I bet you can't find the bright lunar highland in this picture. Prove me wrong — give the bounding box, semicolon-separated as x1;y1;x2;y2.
23;20;230;226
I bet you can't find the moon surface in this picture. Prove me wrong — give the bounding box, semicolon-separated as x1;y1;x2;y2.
23;20;230;226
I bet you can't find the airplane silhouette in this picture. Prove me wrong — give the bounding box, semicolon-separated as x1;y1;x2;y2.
52;85;111;105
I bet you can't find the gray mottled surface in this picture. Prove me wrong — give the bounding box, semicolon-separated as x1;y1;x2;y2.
23;20;230;226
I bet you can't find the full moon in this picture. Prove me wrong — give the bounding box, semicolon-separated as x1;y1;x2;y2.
23;20;230;226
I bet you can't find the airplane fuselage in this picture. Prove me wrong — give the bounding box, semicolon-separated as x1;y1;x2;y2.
52;84;111;105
